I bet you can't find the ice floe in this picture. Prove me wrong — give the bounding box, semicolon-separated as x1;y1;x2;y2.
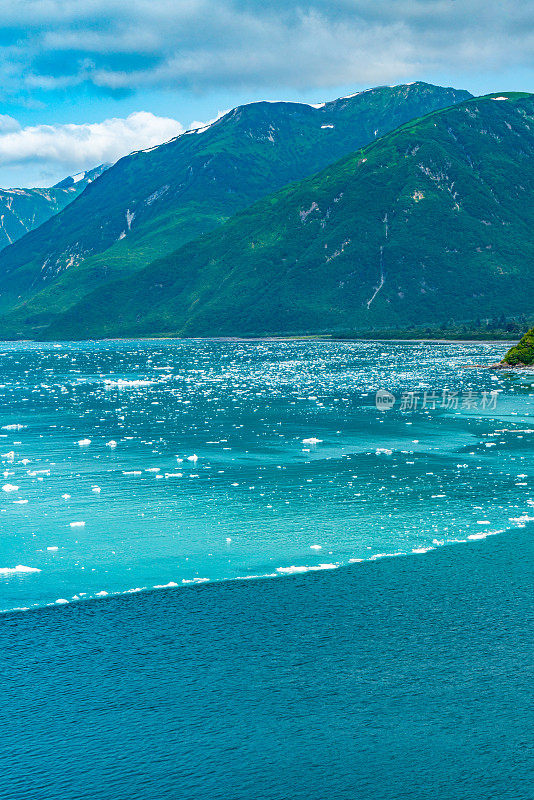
276;563;337;574
0;564;41;575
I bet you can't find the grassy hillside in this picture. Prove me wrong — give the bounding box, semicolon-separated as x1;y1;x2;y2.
39;92;534;341
0;83;470;334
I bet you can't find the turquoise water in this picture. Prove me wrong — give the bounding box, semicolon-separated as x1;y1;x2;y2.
0;339;533;613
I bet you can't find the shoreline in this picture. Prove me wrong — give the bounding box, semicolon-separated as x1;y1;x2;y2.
0;335;519;345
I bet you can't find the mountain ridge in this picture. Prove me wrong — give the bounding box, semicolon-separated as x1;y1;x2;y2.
39;91;534;341
0;165;108;251
0;82;472;337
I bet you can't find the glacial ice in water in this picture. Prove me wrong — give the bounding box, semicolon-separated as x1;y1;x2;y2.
0;338;532;613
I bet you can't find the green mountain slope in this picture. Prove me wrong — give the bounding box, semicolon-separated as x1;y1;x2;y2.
0;83;470;334
43;92;534;341
0;165;108;250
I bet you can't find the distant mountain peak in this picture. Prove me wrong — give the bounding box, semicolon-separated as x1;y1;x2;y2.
52;163;109;190
0;82;478;340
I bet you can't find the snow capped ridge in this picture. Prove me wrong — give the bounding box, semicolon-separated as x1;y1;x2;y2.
133;110;231;156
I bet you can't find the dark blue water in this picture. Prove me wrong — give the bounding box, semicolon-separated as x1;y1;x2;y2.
1;529;532;800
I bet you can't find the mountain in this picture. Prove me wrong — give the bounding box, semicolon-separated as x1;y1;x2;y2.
42;92;534;341
0;165;108;251
501;328;534;366
0;83;471;337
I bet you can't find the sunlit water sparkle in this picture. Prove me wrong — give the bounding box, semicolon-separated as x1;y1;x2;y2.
1;338;532;612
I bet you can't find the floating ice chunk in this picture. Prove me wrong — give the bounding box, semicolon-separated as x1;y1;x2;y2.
226;537;232;543
370;552;404;560
181;577;209;584
145;467;160;472
412;546;433;554
2;483;18;492
28;469;50;477
77;438;91;446
187;454;198;462
165;472;183;478
276;563;337;574
47;546;59;552
91;486;101;493
61;494;71;500
104;379;153;388
55;598;69;605
310;544;322;550
2;451;15;461
69;521;85;528
1;424;26;431
154;581;179;589
376;448;393;455
95;590;108;597
13;499;28;504
302;438;322;444
106;440;117;448
0;564;41;575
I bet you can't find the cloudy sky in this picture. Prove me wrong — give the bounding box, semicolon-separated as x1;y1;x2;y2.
1;0;532;186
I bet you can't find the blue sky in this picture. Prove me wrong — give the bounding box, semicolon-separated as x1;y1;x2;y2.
0;0;532;187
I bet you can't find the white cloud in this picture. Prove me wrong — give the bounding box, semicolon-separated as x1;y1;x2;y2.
0;115;20;133
0;112;185;176
0;0;532;97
